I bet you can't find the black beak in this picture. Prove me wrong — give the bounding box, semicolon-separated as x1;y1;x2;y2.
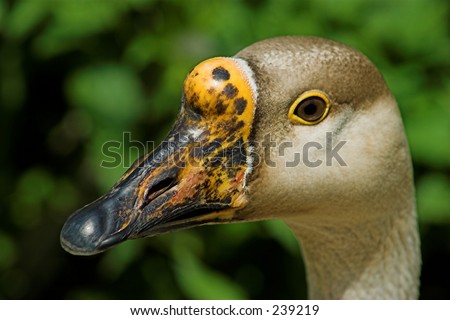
61;57;256;255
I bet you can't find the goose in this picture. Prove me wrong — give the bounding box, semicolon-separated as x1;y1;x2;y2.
60;36;421;299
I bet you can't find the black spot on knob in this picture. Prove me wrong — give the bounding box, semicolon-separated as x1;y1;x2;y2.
234;98;247;115
212;67;230;81
216;100;226;114
222;83;238;99
235;120;245;129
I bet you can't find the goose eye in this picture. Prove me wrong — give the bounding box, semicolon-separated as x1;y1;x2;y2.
288;91;330;125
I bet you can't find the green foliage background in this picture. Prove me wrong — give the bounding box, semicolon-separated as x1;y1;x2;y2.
0;0;449;299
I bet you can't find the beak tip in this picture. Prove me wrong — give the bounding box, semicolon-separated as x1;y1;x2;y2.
60;207;109;256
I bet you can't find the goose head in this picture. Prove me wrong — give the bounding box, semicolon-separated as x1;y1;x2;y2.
61;36;420;299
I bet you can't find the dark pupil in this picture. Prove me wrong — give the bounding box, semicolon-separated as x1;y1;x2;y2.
303;103;317;115
295;97;325;121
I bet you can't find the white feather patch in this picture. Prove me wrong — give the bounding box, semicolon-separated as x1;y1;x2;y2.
230;58;258;188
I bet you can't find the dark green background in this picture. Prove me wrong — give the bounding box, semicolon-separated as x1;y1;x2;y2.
0;0;449;299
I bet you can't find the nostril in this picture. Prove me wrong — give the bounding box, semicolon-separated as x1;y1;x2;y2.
148;177;175;196
141;177;177;208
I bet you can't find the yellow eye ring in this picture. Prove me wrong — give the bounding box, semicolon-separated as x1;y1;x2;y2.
288;90;331;125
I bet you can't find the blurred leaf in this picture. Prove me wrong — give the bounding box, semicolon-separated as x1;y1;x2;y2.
0;232;17;270
168;231;246;299
315;0;367;25
149;61;188;116
0;47;26;111
417;173;450;223
99;241;142;281
66;64;145;127
126;0;156;8
4;0;49;39
263;220;299;255
173;249;247;299
384;64;424;102
87;127;131;191
404;90;450;167
68;289;111;300
168;230;205;257
46;109;93;156
10;168;55;229
365;0;448;56
0;269;28;299
48;179;80;213
15;168;54;204
124;34;160;69
33;0;125;57
52;0;122;35
140;257;182;299
0;0;6;31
